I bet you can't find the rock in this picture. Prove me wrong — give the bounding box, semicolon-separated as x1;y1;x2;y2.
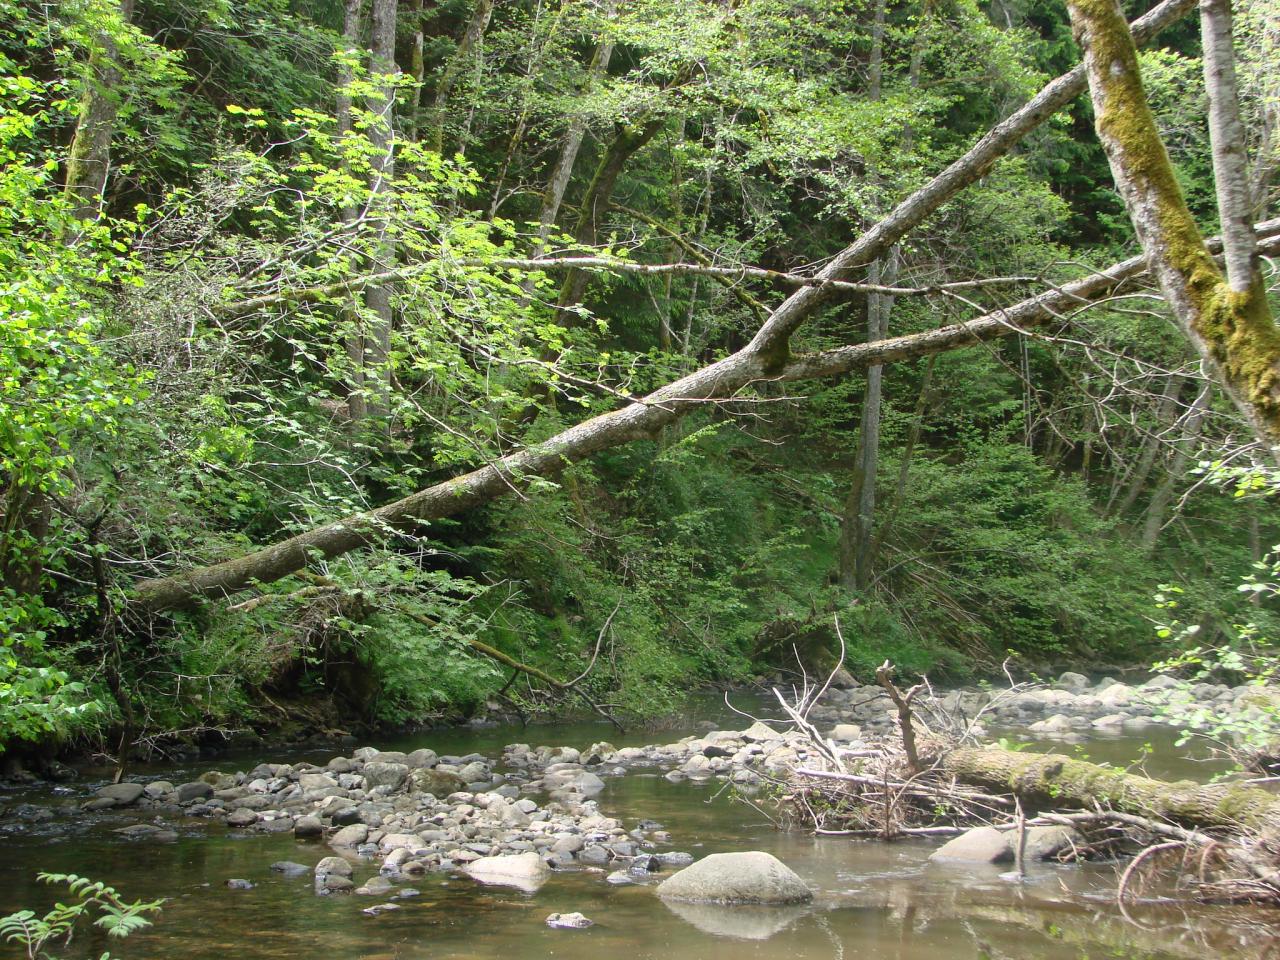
270;861;311;877
175;781;214;803
656;852;812;905
143;781;173;799
355;876;394;896
362;903;401;916
464;851;551;892
655;851;694;868
929;827;1012;864
315;875;354;895
1057;671;1090;692
96;782;145;806
741;722;781;742
363;762;409;791
546;912;593;929
226;808;259;828
315;856;354;878
830;724;861;743
226;879;254;890
294;815;323;838
1020;825;1081;861
409;768;465;796
330;823;369;848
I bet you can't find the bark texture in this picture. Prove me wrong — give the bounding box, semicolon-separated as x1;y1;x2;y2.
1068;0;1280;447
945;747;1280;834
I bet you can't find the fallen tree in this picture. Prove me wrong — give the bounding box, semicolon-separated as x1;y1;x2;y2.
127;0;1228;615
942;747;1280;834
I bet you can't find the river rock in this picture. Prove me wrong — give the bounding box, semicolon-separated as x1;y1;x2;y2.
1020;825;1081;861
1057;671;1090;692
831;724;861;742
363;762;409;791
294;815;323;838
546;912;593;929
656;852;812;904
270;861;310;876
226;808;259;828
97;782;145;806
355;876;394;896
410;768;465;796
464;851;551;892
175;781;214;803
929;827;1012;864
144;781;173;799
330;823;369;848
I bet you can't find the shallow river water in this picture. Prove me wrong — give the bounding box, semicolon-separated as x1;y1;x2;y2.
2;696;1277;960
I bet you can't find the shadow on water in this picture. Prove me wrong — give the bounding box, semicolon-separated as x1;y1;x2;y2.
3;696;1278;960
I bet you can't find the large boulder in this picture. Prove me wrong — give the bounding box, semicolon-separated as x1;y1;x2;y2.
409;768;465;796
464;852;550;892
1020;825;1081;861
362;762;409;791
656;852;811;905
928;827;1012;864
96;783;145;806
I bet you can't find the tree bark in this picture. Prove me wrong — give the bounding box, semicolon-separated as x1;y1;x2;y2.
554;116;667;321
362;0;398;422
1139;384;1211;552
64;0;136;223
426;0;497;153
128;0;1208;613
336;0;367;420
1067;0;1280;449
944;747;1280;834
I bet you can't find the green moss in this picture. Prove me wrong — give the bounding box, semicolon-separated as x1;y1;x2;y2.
1070;0;1280;438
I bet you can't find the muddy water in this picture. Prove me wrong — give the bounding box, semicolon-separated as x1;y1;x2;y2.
2;700;1277;960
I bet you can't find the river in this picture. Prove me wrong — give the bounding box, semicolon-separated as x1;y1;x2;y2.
2;695;1277;959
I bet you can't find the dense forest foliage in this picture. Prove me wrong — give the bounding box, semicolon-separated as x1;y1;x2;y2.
0;0;1277;758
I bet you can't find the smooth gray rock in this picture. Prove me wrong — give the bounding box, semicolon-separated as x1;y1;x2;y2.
294;815;323;838
1020;825;1081;861
96;783;145;805
656;852;811;905
464;851;550;892
929;827;1012;864
175;781;214;803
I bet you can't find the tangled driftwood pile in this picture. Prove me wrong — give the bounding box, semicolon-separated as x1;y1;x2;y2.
771;658;1280;905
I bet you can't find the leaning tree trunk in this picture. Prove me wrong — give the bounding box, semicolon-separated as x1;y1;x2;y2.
426;0;497;153
1066;0;1280;449
126;0;1206;613
944;747;1280;834
1139;384;1211;552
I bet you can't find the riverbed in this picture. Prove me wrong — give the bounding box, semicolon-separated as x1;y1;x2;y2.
2;696;1277;960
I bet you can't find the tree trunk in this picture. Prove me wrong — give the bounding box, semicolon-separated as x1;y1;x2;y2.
1066;0;1280;448
404;0;426;143
64;0;136;223
362;0;398;422
1140;384;1211;552
336;0;367;421
554;116;666;322
944;747;1280;834
426;0;497;153
523;24;616;297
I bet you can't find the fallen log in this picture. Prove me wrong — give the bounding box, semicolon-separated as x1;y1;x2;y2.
943;747;1280;834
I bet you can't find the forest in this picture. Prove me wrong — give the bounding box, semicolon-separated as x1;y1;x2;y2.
0;0;1278;762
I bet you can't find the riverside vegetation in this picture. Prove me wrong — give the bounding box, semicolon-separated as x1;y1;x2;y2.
1;0;1280;951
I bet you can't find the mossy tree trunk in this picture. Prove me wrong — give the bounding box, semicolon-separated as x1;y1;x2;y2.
944;747;1280;834
1066;0;1280;449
